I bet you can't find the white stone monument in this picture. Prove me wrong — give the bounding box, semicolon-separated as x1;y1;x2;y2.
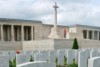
48;50;56;63
34;53;48;61
9;51;16;61
78;50;90;67
48;2;59;39
16;54;30;65
67;49;78;64
0;55;9;67
90;49;100;58
88;57;100;67
57;49;66;66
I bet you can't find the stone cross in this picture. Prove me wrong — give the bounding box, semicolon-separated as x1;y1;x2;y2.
48;2;59;39
53;2;59;31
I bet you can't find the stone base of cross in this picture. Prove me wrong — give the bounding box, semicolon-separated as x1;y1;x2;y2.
48;27;59;39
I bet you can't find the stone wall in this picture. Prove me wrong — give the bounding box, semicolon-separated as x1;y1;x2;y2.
0;39;100;50
78;39;100;48
22;39;54;50
22;39;100;50
22;39;73;50
0;41;22;50
54;39;73;49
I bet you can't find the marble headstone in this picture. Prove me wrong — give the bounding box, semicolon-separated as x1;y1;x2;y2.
90;49;100;58
57;49;66;66
78;50;90;67
34;53;48;61
16;54;30;65
0;55;9;67
67;49;78;64
48;50;56;63
88;57;100;67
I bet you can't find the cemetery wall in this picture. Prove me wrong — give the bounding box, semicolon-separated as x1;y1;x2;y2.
0;41;22;50
22;39;54;50
22;39;74;50
78;39;100;48
22;39;100;50
0;39;100;50
54;39;73;49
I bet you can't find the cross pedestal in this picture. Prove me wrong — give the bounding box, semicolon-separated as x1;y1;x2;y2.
48;27;59;39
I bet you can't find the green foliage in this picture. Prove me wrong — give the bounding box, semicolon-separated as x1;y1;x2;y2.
67;63;78;67
9;58;16;67
55;57;58;65
12;58;16;67
64;56;67;65
67;59;78;67
72;38;79;49
9;60;12;67
56;58;78;67
30;56;34;62
72;59;77;64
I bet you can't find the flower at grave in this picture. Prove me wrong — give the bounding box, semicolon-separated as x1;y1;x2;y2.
16;50;20;54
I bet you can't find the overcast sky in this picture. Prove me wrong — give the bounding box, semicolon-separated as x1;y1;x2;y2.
0;0;100;26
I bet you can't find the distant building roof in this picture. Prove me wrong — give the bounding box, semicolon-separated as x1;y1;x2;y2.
68;24;100;29
0;18;42;23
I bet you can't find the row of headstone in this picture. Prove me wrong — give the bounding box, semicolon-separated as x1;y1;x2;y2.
1;48;100;67
16;49;100;67
27;49;78;66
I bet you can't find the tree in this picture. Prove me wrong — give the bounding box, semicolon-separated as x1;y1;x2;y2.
72;38;79;49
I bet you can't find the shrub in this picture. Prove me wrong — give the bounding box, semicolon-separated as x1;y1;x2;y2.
72;38;79;49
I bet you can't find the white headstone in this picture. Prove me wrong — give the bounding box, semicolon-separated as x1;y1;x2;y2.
16;54;30;65
34;53;48;61
31;50;39;61
0;55;9;67
78;50;90;67
9;51;16;61
39;50;49;57
24;50;32;55
90;49;100;58
67;49;78;64
88;57;100;67
3;51;10;55
48;50;56;63
57;49;66;66
17;61;56;67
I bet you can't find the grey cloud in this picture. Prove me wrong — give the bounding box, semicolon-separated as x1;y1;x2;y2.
0;0;100;26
